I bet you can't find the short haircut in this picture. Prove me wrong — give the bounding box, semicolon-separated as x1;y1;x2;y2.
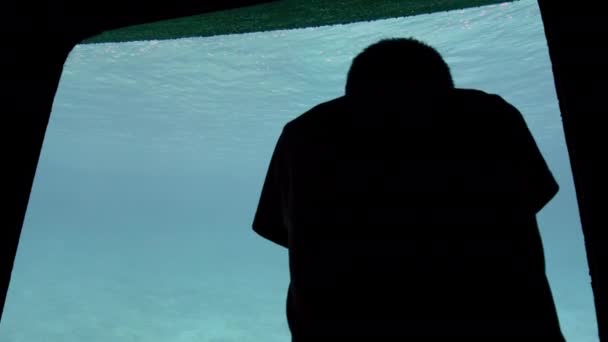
345;38;454;98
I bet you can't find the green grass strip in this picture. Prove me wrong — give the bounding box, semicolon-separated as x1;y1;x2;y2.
83;0;517;44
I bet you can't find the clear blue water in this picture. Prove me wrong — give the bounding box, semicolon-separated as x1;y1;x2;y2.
0;0;598;341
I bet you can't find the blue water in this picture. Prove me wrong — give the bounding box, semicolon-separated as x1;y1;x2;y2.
1;0;598;341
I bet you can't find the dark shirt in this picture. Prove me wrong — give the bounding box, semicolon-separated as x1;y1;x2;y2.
252;88;563;340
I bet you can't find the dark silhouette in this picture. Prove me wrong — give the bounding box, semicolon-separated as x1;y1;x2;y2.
3;2;604;338
253;38;564;340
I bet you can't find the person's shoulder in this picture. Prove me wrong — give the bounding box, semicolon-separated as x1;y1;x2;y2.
450;88;517;117
455;87;516;106
451;87;500;101
283;96;348;132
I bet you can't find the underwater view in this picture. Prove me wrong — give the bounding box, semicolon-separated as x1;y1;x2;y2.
0;0;598;340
